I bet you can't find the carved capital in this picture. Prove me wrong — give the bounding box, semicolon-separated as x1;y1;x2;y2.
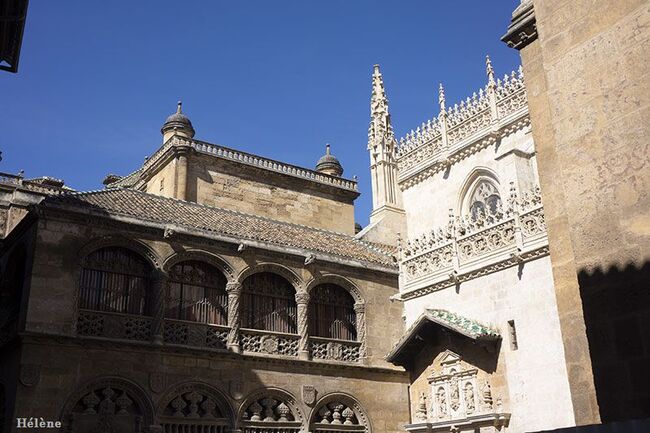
226;282;242;295
353;302;366;314
295;291;310;305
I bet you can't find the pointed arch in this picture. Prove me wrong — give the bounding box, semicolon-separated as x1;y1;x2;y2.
457;168;503;217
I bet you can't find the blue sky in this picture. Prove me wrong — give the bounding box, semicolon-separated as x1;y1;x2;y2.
1;1;521;226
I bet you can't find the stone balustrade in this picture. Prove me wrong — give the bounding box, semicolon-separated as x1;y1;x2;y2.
396;66;527;176
240;328;300;357
141;136;359;192
399;186;547;294
309;336;362;363
76;310;365;364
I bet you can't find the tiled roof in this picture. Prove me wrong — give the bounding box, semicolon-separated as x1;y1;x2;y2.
107;169;142;188
41;189;397;269
386;309;500;365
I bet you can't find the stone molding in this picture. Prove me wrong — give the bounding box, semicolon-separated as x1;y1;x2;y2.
501;0;538;51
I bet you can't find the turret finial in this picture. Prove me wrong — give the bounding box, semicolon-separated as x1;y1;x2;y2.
438;83;446;112
325;143;331;155
176;100;183;113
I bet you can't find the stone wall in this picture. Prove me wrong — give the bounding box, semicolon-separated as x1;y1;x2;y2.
402;256;575;432
9;210;410;431
12;340;409;433
146;153;357;235
400;123;537;239
25;212;403;369
516;0;650;423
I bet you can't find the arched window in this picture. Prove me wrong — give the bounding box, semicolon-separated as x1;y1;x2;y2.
79;247;152;316
468;180;502;220
241;273;297;334
165;261;228;325
309;284;356;341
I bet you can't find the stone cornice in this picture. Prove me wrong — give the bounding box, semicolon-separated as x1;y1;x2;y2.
398;245;549;301
501;0;538;50
134;136;360;197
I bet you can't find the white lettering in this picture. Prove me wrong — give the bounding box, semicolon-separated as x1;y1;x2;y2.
15;417;62;429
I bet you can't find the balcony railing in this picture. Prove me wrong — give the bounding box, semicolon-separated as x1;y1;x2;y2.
309;336;361;363
76;311;365;364
163;319;229;350
77;310;153;342
240;328;300;357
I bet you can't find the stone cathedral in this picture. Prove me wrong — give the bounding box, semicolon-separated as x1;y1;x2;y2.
1;2;649;431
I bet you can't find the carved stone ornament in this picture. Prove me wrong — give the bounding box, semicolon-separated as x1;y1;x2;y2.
302;385;316;406
19;363;40;387
260;335;279;354
149;372;166;394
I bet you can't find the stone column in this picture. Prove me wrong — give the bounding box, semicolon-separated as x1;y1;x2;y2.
296;291;310;360
226;282;242;353
151;269;168;345
175;150;189;201
354;302;367;362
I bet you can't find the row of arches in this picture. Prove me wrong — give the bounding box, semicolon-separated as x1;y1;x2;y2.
61;377;370;433
78;246;361;342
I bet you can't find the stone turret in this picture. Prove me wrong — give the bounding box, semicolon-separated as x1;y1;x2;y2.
161;101;195;143
315;144;343;177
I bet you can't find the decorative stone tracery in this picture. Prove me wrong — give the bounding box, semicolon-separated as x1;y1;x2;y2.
404;351;509;433
60;378;154;433
310;394;370;433
239;389;303;433
157;382;233;433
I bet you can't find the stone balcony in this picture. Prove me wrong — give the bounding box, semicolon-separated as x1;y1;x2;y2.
76;310;363;364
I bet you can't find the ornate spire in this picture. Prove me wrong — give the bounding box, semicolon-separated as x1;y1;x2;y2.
368;64;395;149
486;55;496;88
438;83;446;113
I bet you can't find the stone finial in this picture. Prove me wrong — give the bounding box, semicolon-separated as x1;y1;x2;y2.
438;83;446;113
315;144;343;177
176;100;183;114
486;55;496;87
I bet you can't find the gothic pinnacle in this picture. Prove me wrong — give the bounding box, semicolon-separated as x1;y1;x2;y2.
486;55;496;88
438;83;446;113
368;63;394;147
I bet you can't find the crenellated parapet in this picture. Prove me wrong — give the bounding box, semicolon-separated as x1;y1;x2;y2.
396;60;528;189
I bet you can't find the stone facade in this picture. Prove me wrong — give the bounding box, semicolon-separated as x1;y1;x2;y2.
364;57;577;432
503;0;650;425
0;104;408;433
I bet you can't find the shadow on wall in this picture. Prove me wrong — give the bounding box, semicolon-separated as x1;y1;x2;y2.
579;261;650;422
